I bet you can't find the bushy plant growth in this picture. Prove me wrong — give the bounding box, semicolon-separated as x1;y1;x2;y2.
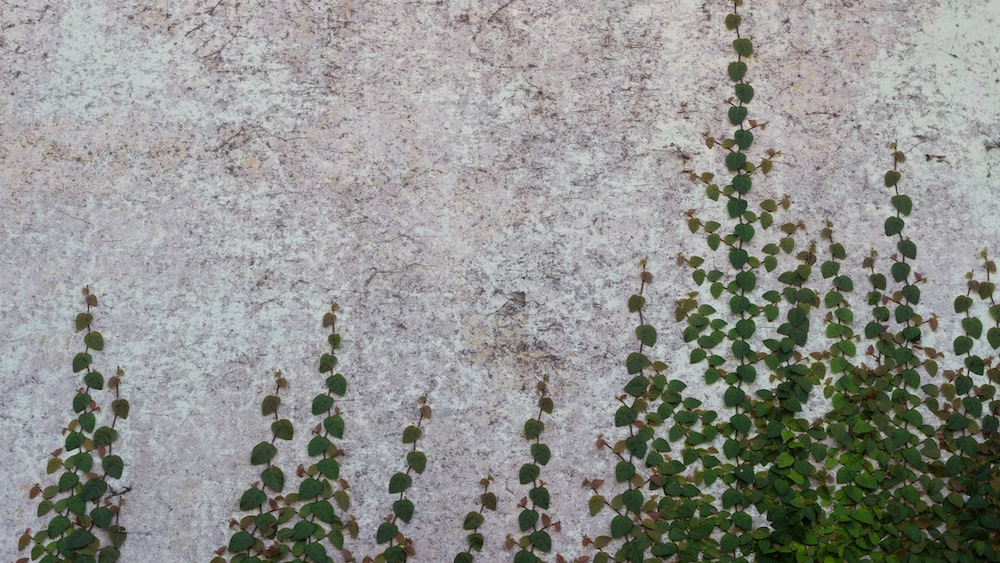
18;1;999;562
578;2;999;561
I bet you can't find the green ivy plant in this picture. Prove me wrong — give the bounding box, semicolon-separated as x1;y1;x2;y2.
211;303;432;563
18;1;1000;562
454;376;566;563
18;288;130;563
581;2;999;562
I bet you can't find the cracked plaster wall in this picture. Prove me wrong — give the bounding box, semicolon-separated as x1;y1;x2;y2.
1;0;998;560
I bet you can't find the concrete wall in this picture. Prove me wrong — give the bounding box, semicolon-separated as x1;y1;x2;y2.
2;0;998;560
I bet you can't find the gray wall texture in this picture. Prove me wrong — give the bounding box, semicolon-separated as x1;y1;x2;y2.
2;0;998;560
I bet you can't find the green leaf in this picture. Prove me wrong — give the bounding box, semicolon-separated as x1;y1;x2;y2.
731;413;751;435
326;373;347;396
48;514;72;537
303;542;328;563
388;472;412;494
84;331;104;351
260;395;281;416
524;418;544;440
834;275;854;291
109;525;127;548
623;375;648;397
239;487;267;510
228;531;255;552
317;458;340;480
93;426;118;447
479;493;497;510
735;271;756;291
531;443;552;465
954;335;974;355
518;508;539;532
962;396;982;417
72;353;93;373
733;174;752;194
726;152;747;171
308;435;332;456
80;478;108;501
615;406;637;427
725;13;742;30
980;281;996;299
729;248;748;268
529;486;550;509
64;529;96;550
311;394;335;415
735;83;754;103
615;461;636;482
825;291;843;308
891;261;911;282
724;386;746;407
589;495;605;516
290;520;318;541
83;370;103;390
73;392;91;413
946;413;969;431
271;419;293;441
897;239;917;259
58;471;80;492
884;216;905;236
734;130;754;150
728;61;747;81
529;530;552;552
635;325;657;347
319;353;337;373
75;312;94;332
65;431;85;450
90;506;113;529
250;442;277;465
621;488;643;513
384;546;406;562
962;317;983;338
393;498;415;523
855;473;878;489
954;295;974;313
628;294;646;313
625;352;649;374
102;455;124;479
728;106;748;125
111;398;129;420
885;170;902;187
733;511;753;531
402;424;422;444
732;38;753;57
299;477;324;499
407;450;427;474
891;194;913;215
727;198;748;218
324;414;345;438
610;515;633;538
463;511;485;530
261;466;284;492
519;463;541;485
989;327;1000;349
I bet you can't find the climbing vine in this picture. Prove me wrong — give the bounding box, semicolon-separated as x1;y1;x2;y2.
18;288;130;563
17;2;998;562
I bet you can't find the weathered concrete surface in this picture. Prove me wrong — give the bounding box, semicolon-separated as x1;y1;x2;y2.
1;0;997;560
